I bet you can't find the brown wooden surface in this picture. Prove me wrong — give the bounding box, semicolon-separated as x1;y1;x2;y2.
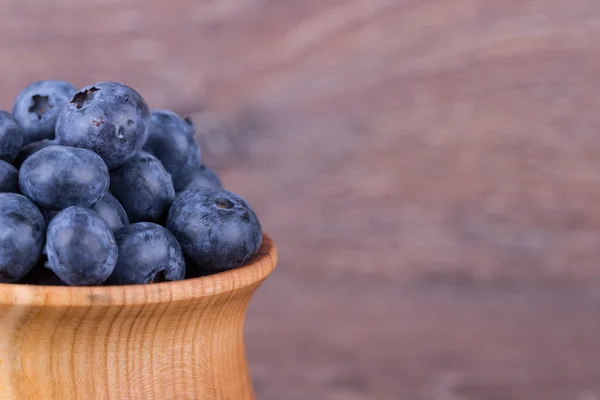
2;1;600;398
0;236;276;400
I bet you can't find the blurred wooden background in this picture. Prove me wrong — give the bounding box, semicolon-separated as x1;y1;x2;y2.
3;0;600;398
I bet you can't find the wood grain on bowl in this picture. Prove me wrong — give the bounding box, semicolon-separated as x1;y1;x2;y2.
0;234;276;400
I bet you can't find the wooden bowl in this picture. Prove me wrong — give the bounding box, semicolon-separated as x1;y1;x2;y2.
0;234;277;400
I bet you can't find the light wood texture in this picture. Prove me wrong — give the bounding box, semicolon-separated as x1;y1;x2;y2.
0;234;276;400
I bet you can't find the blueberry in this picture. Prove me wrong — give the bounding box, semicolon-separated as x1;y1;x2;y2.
46;194;128;232
11;80;77;145
0;160;19;193
13;139;56;169
0;193;45;282
0;110;23;163
110;151;175;223
182;164;223;191
91;192;129;232
142;110;201;191
166;187;262;272
19;145;109;210
45;206;117;286
105;222;185;285
55;82;151;169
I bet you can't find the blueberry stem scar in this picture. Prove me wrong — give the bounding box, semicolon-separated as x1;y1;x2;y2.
29;95;52;119
71;87;100;109
215;199;234;209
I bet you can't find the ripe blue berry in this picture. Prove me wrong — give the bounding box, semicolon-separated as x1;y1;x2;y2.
182;164;223;191
0;193;45;282
55;82;151;169
91;192;129;232
0;160;19;193
0;110;23;163
106;222;185;285
166;187;262;272
45;207;118;286
110;151;175;223
143;110;201;191
19;145;109;210
11;80;77;145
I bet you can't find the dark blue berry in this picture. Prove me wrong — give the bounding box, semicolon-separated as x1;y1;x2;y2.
105;222;185;285
13;139;56;169
110;151;175;223
19;145;109;210
55;82;151;169
45;206;117;286
0;193;45;282
0;110;23;163
0;160;19;193
142;110;201;191
91;192;129;232
11;80;77;145
166;187;262;272
182;164;222;191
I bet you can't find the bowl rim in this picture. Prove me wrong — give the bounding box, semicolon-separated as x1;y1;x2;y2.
0;233;277;307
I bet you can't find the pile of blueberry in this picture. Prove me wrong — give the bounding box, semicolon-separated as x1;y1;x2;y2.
0;80;262;286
